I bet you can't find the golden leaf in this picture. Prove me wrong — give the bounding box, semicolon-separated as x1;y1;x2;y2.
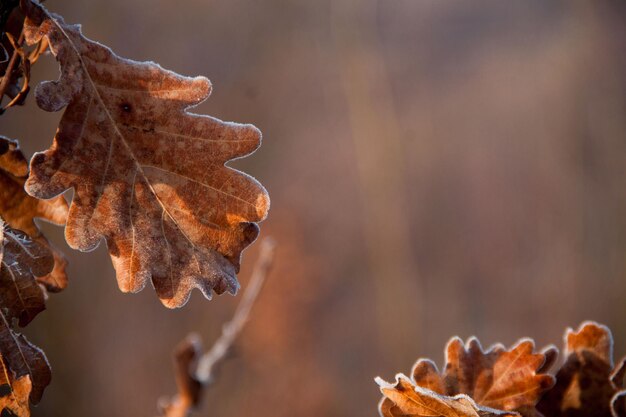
0;136;69;291
21;0;270;307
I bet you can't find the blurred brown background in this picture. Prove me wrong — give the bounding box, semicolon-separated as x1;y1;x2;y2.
2;0;626;416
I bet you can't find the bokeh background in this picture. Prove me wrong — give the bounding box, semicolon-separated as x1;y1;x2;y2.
2;1;626;416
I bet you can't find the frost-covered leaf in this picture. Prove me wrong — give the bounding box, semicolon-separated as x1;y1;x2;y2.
0;136;68;291
21;0;270;308
407;337;555;416
377;375;519;417
537;321;626;417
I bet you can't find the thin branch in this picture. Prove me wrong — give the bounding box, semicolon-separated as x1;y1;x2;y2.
195;237;276;384
158;237;276;417
0;30;24;110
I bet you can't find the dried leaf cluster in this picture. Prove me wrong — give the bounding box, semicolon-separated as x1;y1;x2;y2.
2;1;623;417
0;0;269;414
378;322;626;417
0;137;63;416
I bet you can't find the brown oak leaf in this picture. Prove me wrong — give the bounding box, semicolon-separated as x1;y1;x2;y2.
537;321;626;417
0;353;32;417
377;375;519;417
21;0;270;307
380;337;555;417
0;219;52;327
0;136;69;292
0;309;50;404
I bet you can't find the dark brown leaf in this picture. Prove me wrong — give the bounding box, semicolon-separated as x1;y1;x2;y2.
0;136;69;292
537;321;626;417
407;338;555;416
0;309;50;404
0;353;31;417
377;375;519;417
21;0;270;308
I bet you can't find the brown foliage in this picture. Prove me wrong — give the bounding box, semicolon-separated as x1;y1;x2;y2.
379;323;626;417
0;220;52;412
378;338;555;417
0;353;31;417
378;375;518;417
0;139;56;416
0;220;50;327
0;308;50;405
0;0;272;413
20;0;270;308
537;322;626;417
0;136;69;291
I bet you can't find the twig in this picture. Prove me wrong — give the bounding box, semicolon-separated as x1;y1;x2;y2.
159;237;276;417
0;30;24;110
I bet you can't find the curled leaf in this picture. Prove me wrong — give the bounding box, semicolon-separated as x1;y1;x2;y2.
537;321;626;417
377;375;519;417
0;136;69;292
21;0;270;308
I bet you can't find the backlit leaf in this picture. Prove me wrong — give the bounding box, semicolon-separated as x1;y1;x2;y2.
21;0;270;307
377;375;519;417
379;337;555;417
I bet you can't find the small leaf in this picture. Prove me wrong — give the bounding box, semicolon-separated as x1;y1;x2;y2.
537;321;626;417
0;136;69;292
21;0;270;308
377;375;519;417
